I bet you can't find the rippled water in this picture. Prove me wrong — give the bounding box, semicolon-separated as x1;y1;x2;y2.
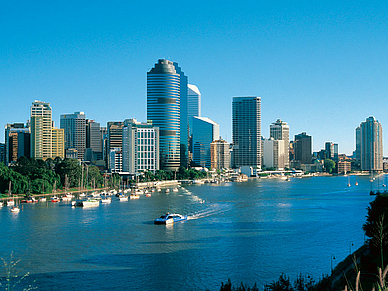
0;175;379;290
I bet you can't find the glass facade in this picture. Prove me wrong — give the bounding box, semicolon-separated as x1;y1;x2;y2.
232;96;261;168
147;59;181;171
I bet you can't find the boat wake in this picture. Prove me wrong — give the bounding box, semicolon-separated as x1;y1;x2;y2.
187;204;231;220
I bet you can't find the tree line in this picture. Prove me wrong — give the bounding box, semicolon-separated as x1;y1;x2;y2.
0;156;104;195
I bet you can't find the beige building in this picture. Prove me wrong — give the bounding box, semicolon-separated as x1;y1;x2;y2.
270;119;290;168
52;127;65;159
338;161;351;174
210;139;230;170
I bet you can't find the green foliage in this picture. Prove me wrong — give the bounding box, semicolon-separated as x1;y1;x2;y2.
56;159;81;188
324;159;336;174
264;274;315;291
0;163;29;194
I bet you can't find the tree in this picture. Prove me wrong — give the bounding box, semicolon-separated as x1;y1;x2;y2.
324;159;336;174
56;159;82;188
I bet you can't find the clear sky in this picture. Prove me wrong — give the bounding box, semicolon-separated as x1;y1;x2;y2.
1;1;387;155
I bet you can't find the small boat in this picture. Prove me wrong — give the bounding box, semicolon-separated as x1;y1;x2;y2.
50;196;60;203
39;197;47;202
172;188;179;192
146;193;151;197
61;195;72;201
10;206;20;213
100;194;111;203
135;189;144;195
6;200;15;207
81;199;100;208
154;213;187;225
355;182;359;186
165;189;170;193
157;188;161;192
119;195;129;201
21;197;37;203
130;194;140;200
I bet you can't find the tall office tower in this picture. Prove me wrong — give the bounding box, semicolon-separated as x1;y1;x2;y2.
269;119;290;168
122;119;159;174
30;101;52;160
294;132;312;164
210;139;230;170
324;142;334;160
355;127;361;161
52;127;65;159
262;138;285;169
0;143;5;164
173;62;189;168
109;148;122;173
60;112;86;160
232;96;261;169
5;123;30;165
360;116;383;172
107;122;123;167
86;120;103;161
187;84;201;119
190;116;219;168
147;59;181;171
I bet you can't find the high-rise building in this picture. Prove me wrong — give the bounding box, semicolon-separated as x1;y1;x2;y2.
360;116;383;172
122;119;159;174
147;59;181;171
262;138;285;169
5;123;30;165
60;112;86;160
86;119;103;161
190;116;219;168
30;101;53;160
106;121;123;166
324;142;338;161
354;127;361;161
0;143;5;165
270;119;289;168
52;127;65;159
294;132;312;164
109;148;122;173
210;139;230;170
173;62;189;168
187;84;201;120
232;96;261;169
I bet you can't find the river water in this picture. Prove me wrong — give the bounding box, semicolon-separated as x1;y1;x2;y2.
1;175;380;290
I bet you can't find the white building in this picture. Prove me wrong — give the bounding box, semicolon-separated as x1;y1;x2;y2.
270;119;289;168
122;119;159;174
109;148;122;173
262;138;285;170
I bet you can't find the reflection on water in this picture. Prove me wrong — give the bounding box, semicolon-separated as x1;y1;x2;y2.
0;175;377;290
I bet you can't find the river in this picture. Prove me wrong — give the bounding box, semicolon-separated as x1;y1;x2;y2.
0;175;379;290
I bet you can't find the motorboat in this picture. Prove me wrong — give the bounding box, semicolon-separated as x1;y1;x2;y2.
100;195;111;203
10;206;20;213
6;200;15;207
21;197;37;203
146;193;151;197
165;189;170;193
50;196;60;203
39;197;47;202
154;213;187;225
130;194;140;199
61;195;72;201
119;195;129;201
172;188;179;192
80;198;100;208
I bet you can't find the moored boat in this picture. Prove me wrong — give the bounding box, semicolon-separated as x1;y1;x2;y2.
119;195;129;201
130;194;140;199
6;200;15;207
51;196;60;203
154;213;187;225
10;206;20;213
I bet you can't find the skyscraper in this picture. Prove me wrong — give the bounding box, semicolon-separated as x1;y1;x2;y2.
190;116;219;168
60;111;86;160
5;123;30;165
262;138;285;169
232;96;261;169
52;127;65;159
270;119;289;168
30;101;52;160
360;116;383;172
354;126;361;161
85;119;103;161
173;62;189;168
210;139;230;170
122;119;159;174
147;59;181;171
187;84;201;120
294;132;312;164
106;121;123;167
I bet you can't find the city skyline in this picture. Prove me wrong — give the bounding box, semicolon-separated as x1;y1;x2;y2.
1;1;387;155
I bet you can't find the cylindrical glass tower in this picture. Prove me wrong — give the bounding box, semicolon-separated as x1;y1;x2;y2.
147;59;181;171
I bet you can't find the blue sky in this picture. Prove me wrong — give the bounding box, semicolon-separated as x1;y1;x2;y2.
1;1;387;155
